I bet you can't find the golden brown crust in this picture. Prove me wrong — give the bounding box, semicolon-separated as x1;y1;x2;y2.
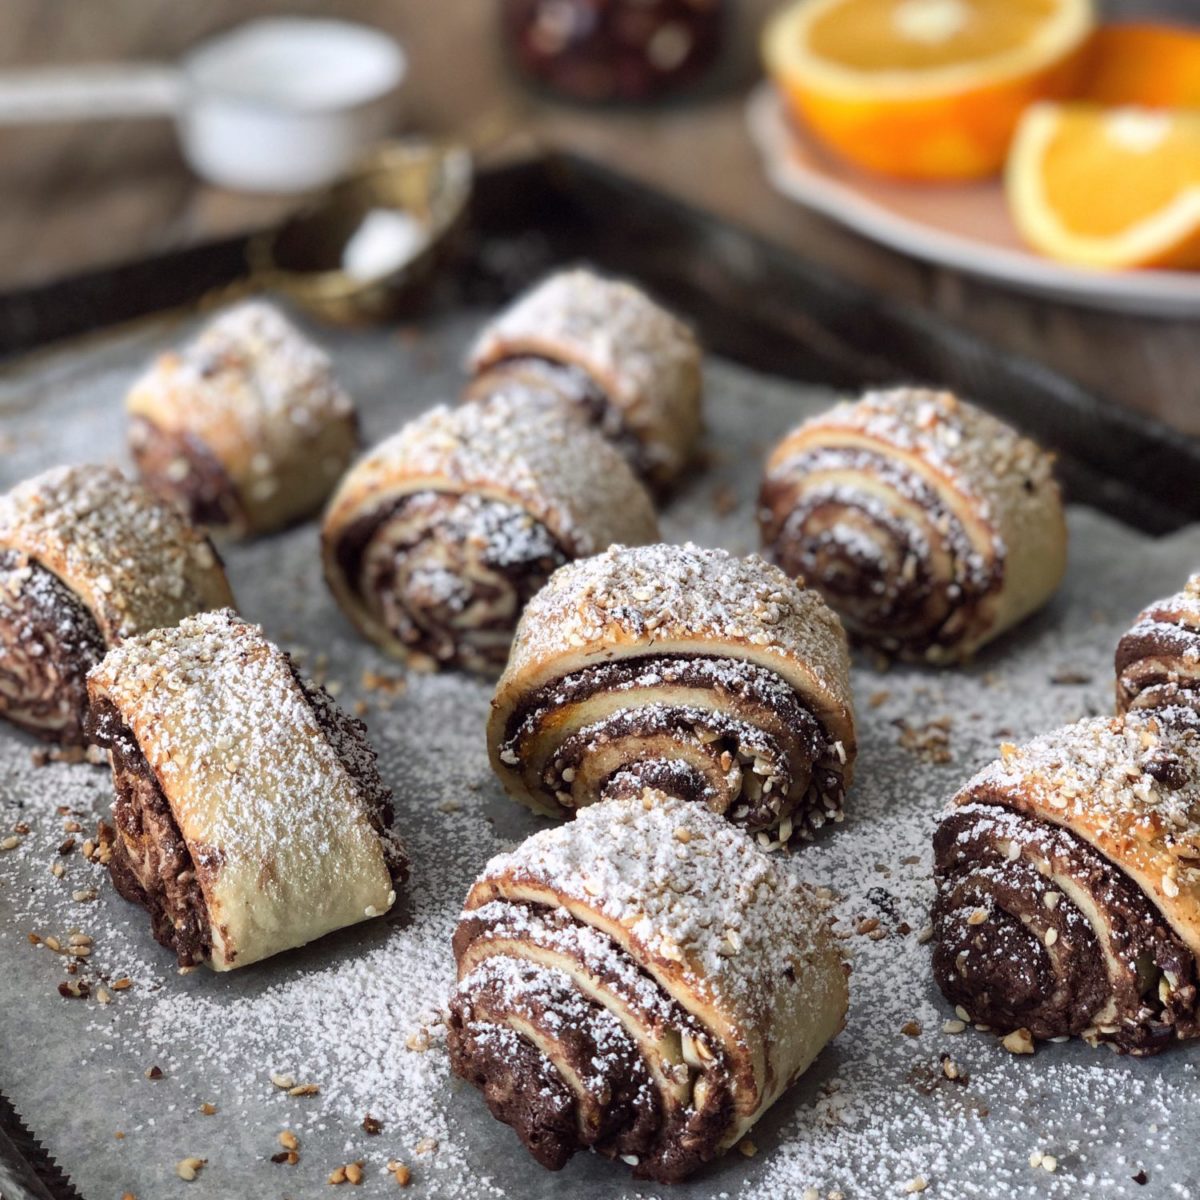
453;792;847;1171
468;269;702;488
1115;576;1200;714
86;610;400;971
760;388;1067;663
321;393;658;669
953;710;1200;959
126;301;358;537
0;464;234;644
488;544;856;837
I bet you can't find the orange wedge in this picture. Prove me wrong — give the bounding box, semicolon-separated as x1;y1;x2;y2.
763;0;1095;182
1080;23;1200;109
1006;102;1200;270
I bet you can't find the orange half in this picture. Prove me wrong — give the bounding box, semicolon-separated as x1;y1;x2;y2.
1006;102;1200;270
1081;23;1200;109
763;0;1095;181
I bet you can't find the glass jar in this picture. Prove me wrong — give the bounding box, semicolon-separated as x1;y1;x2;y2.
502;0;725;104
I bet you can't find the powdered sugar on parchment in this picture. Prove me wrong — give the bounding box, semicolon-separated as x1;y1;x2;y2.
3;308;1200;1199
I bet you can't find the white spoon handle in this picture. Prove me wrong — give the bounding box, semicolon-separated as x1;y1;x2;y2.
0;64;180;124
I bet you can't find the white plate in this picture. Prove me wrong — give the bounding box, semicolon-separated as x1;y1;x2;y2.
746;83;1200;318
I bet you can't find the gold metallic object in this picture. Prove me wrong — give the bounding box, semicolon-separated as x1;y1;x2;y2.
248;139;473;324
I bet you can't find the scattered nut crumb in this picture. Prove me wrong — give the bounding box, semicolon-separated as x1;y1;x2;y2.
900;1021;922;1037
711;484;737;517
176;1157;205;1182
896;717;953;764
905;1178;928;1194
144;1065;163;1080
362;1115;383;1136
737;1138;757;1158
329;1161;364;1186
1002;1028;1035;1055
199;1103;217;1116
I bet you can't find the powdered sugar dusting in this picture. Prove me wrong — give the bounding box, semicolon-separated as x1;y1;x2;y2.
127;300;355;433
470;792;841;1038
468;268;702;479
3;306;1200;1198
0;464;233;641
799;388;1057;526
504;542;852;710
326;389;658;560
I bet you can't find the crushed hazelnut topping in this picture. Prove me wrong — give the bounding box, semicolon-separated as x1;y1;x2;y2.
1002;1028;1035;1055
175;1157;205;1182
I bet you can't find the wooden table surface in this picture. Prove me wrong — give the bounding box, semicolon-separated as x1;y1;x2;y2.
2;0;1196;437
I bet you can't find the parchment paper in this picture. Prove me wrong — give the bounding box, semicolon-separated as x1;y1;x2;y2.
2;303;1198;1200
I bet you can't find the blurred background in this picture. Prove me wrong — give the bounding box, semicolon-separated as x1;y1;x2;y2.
0;0;1196;431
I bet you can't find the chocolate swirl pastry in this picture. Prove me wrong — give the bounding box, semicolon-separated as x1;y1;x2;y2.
1116;575;1200;714
447;791;847;1182
488;543;856;847
322;391;658;675
86;609;407;971
932;709;1200;1054
126;301;359;538
466;269;703;489
0;465;233;743
759;388;1067;663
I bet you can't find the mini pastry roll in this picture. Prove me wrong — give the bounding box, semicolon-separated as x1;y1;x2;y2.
126;300;359;538
86;609;407;971
759;388;1067;663
321;391;658;675
933;709;1200;1055
489;543;856;847
1116;576;1200;714
0;465;233;743
466;268;703;488
448;791;847;1182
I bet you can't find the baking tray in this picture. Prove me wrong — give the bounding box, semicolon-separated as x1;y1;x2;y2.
2;154;1199;1200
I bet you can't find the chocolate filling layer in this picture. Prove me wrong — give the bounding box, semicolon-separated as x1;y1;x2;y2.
88;695;212;966
128;414;244;531
760;446;1001;655
0;550;106;743
334;490;568;673
933;803;1198;1055
449;900;734;1182
1115;620;1200;713
501;653;844;839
